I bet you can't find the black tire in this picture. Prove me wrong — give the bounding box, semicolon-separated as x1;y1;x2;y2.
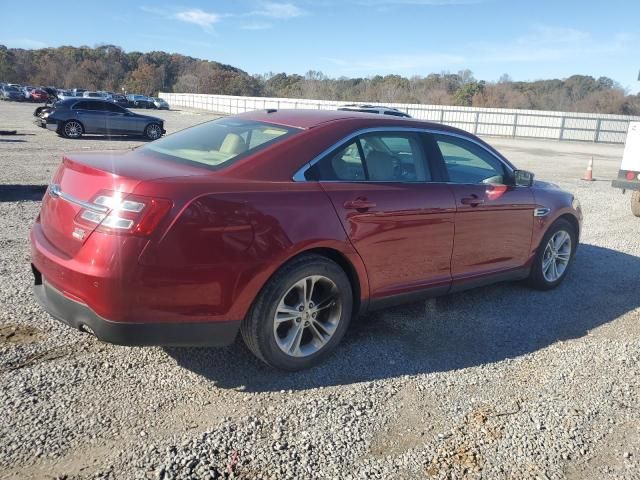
61;120;83;139
144;123;163;140
527;218;577;290
631;191;640;218
241;254;353;370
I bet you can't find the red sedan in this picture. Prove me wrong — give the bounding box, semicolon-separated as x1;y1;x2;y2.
31;110;582;370
29;88;49;103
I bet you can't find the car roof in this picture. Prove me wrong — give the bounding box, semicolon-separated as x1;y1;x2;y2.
236;108;452;132
55;98;112;106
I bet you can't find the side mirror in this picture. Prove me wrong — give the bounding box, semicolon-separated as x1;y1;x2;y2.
514;169;534;187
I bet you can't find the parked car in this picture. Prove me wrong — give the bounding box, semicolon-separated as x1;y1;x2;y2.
21;86;35;100
1;85;24;101
30;109;582;370
28;88;49;103
151;97;170;110
83;91;112;100
35;98;165;140
110;94;129;107
72;88;87;97
338;104;411;118
55;90;76;101
126;94;155;109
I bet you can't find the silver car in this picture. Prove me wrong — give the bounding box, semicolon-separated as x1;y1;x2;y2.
151;97;170;110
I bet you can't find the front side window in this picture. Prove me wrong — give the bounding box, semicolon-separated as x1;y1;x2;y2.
306;132;429;182
141;118;299;169
435;135;507;185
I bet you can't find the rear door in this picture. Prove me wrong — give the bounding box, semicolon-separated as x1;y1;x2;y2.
304;130;456;300
432;133;535;279
73;101;107;133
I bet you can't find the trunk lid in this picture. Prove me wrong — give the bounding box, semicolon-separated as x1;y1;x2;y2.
40;150;207;257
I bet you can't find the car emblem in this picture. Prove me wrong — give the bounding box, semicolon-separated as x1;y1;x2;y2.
72;227;86;240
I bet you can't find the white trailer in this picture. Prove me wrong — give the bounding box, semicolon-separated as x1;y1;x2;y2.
612;122;640;216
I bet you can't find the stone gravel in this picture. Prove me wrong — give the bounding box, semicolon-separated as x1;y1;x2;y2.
0;101;639;480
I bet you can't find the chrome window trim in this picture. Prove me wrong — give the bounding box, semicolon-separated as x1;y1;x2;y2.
291;127;515;182
48;184;109;214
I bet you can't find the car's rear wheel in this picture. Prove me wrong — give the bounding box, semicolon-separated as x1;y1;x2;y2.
144;123;163;140
528;218;576;290
241;254;353;370
62;120;83;139
631;191;640;217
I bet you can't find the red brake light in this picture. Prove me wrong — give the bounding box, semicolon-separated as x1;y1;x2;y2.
75;191;173;236
627;171;636;181
132;198;173;236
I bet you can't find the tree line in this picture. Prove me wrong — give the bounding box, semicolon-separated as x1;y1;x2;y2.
1;45;638;115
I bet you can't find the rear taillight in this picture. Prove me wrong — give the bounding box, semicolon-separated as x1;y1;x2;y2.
75;190;172;236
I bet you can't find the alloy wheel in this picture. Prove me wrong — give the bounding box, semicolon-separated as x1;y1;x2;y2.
542;230;572;282
273;275;342;358
146;124;162;140
64;121;82;138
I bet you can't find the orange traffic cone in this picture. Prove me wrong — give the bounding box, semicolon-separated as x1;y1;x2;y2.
581;157;595;181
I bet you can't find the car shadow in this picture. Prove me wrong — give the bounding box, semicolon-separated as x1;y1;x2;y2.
164;244;640;392
0;139;26;143
71;135;151;142
0;184;47;202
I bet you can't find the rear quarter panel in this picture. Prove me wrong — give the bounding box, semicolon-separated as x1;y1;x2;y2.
133;179;368;323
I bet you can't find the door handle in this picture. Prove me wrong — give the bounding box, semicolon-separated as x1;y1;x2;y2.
461;194;485;206
343;199;376;211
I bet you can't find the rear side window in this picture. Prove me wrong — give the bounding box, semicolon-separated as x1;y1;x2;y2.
102;102;126;113
141;118;300;169
72;101;90;110
306;132;430;182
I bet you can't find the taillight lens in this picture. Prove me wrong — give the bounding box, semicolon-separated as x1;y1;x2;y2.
76;191;172;236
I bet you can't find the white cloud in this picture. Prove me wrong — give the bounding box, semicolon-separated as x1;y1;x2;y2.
252;2;305;19
322;25;636;77
175;9;221;29
241;22;273;30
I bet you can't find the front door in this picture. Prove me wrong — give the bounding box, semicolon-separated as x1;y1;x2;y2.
307;131;457;299
432;134;535;279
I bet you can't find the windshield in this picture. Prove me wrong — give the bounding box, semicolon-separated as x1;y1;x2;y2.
142;117;300;169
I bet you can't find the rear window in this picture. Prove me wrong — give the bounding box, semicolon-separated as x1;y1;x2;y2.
141;117;300;169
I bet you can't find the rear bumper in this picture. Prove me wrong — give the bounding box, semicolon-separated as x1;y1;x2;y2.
33;278;240;347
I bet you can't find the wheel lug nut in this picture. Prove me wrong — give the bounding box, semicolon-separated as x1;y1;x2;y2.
309;302;314;308
296;317;301;323
298;306;304;312
312;312;316;318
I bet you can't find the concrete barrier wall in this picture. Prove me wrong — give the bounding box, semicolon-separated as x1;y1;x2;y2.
159;92;640;144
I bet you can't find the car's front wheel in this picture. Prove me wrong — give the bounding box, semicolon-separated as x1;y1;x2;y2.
144;123;163;140
528;218;576;290
631;191;640;217
61;120;84;139
241;254;353;370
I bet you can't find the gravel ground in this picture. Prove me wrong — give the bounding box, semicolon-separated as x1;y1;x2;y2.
0;101;639;480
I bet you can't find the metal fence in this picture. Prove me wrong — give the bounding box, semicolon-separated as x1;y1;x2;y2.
159;92;640;144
